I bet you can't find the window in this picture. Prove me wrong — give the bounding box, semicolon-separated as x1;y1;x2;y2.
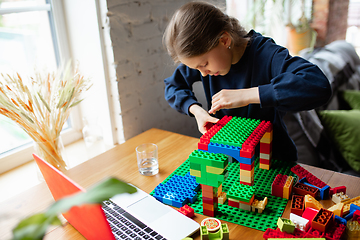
0;0;82;173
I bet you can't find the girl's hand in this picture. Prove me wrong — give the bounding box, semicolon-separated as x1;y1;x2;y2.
208;87;260;114
189;104;219;134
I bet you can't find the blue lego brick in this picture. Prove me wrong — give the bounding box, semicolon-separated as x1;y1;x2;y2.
344;211;353;221
208;142;240;159
154;173;200;207
344;204;360;221
350;203;360;212
233;155;256;165
335;215;347;226
207;142;256;165
299;178;330;200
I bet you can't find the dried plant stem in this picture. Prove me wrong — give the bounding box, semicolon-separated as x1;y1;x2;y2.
0;64;91;171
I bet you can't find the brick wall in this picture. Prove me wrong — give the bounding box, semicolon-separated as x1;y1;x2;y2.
312;0;349;47
107;0;225;140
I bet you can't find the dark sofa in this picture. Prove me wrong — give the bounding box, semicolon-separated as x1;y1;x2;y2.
284;40;360;176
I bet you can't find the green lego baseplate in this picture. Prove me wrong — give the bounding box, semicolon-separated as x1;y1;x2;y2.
150;157;298;232
210;116;261;147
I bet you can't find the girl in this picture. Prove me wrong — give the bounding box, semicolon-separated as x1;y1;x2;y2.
163;2;331;162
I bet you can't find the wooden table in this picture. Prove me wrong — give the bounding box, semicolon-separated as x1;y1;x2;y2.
1;128;360;240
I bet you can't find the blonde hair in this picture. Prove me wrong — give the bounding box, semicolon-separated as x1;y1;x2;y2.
163;1;249;63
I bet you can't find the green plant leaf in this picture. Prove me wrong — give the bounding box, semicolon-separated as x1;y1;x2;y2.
12;177;137;240
12;213;61;240
47;177;137;215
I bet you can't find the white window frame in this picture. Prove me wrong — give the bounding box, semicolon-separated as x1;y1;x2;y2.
0;0;83;174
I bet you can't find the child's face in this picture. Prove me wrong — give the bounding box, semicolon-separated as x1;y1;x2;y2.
179;41;233;77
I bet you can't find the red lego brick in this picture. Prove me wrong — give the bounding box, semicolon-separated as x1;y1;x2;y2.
259;158;270;164
329;186;346;196
305;227;324;238
324;222;346;240
265;122;273;132
239;148;255;158
198;139;209;151
354;210;360;222
260;141;272;154
263;227;309;239
311;208;334;232
198;116;233;151
202;209;215;217
204;122;214;131
271;174;287;198
203;196;218;205
228;199;239;208
293;182;319;199
291;164;327;188
291;195;305;216
302;207;319;222
239;162;254;171
178;205;195;218
240;180;254;186
291;164;308;179
241;120;272;155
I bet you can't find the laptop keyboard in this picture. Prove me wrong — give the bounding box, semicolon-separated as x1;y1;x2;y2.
103;200;167;240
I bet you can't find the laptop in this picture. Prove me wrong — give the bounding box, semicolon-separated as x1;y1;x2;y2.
33;154;199;240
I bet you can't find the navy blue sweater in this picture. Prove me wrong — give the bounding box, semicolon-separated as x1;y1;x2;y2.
164;30;332;161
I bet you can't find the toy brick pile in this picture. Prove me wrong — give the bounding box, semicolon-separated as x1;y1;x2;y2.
263;164;360;240
151;115;360;239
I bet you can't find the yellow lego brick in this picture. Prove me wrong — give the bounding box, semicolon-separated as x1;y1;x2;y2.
332;192;350;204
343;196;360;215
251;197;268;213
304;194;323;210
283;176;294;199
240;168;255;178
217;184;222;197
260;152;272;160
240;175;254;183
190;169;201;178
259;163;270;170
203;202;216;211
346;220;360;240
260;130;273;143
218;192;227;204
206;165;225;174
327;202;344;217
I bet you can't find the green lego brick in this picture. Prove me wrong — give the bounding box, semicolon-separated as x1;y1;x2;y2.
277;217;295;233
190;162;201;171
200;223;229;240
211;156;229;169
150;157;297;232
210;117;261;147
189;150;228;166
227;182;255;203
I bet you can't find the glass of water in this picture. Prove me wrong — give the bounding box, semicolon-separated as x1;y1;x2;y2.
135;143;159;176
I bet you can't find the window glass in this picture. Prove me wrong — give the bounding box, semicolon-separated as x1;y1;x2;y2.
0;0;60;155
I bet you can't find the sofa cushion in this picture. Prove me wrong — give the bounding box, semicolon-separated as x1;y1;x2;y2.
340;90;360;110
319;109;360;172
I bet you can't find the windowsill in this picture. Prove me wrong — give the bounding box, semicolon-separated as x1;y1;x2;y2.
0;139;113;203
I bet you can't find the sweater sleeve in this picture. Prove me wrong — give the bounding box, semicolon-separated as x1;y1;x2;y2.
258;47;332;112
164;64;202;116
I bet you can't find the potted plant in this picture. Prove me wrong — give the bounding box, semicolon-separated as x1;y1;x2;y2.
286;0;315;55
242;0;314;55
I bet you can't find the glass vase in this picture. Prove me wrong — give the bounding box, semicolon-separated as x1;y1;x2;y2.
33;136;69;173
82;117;106;159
